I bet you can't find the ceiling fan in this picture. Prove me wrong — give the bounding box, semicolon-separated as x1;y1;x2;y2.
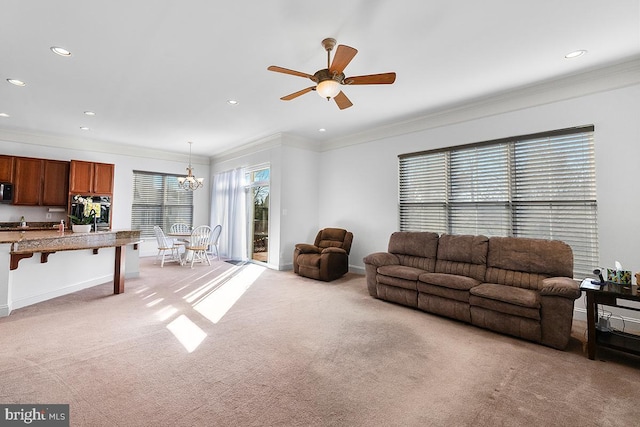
267;38;396;110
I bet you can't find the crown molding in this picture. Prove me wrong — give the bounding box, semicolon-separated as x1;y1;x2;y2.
211;132;319;163
321;55;640;151
0;128;208;165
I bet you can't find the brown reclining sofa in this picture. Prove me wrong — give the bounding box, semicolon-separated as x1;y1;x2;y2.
364;232;581;350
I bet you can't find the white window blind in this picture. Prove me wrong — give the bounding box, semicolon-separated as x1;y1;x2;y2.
399;125;597;279
132;171;193;238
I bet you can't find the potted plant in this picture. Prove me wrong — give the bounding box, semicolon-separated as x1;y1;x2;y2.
68;213;94;233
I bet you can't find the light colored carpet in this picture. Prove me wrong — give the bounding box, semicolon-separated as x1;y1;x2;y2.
1;257;639;426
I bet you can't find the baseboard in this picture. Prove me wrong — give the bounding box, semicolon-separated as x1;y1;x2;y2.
0;304;11;317
279;263;293;271
349;265;365;275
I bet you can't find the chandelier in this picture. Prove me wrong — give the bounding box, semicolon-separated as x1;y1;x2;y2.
178;141;204;191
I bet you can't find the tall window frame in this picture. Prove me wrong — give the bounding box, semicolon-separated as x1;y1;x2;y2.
399;125;597;279
131;170;194;238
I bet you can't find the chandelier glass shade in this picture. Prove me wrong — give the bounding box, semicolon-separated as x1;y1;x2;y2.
178;141;204;191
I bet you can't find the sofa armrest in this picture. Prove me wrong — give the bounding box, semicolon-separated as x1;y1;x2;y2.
540;277;581;299
363;252;400;267
321;247;347;255
295;243;321;254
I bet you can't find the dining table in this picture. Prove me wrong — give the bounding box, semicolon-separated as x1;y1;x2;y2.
167;231;192;264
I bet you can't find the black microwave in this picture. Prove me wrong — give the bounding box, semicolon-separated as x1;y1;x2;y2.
1;182;13;203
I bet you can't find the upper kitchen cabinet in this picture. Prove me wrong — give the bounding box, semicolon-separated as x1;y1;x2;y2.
42;160;70;206
69;160;114;195
0;155;14;182
13;157;43;205
13;157;70;206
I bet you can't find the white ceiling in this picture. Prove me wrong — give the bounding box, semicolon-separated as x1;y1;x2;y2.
1;1;639;158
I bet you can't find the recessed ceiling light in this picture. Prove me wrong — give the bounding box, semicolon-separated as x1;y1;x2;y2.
84;111;96;116
565;50;587;59
79;126;90;131
318;128;326;132
7;79;26;87
227;100;239;105
0;113;9;118
50;46;72;57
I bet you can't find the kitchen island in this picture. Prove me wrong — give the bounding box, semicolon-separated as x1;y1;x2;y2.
0;229;141;317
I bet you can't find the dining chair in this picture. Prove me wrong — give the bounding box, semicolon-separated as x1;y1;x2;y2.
169;222;191;254
170;223;191;235
185;225;213;268
208;224;222;260
153;225;182;267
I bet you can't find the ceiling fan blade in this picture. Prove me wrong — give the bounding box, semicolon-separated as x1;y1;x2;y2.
333;91;353;110
329;45;358;74
281;86;315;101
344;72;396;85
268;65;315;80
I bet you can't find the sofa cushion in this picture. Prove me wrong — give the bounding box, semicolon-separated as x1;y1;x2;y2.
417;282;470;303
487;236;573;278
434;234;488;281
388;231;439;258
437;234;488;264
418;272;480;291
470;283;540;309
484;268;548;291
470;283;541;321
315;228;347;248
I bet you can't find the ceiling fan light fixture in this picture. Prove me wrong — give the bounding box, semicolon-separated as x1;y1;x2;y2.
316;79;341;99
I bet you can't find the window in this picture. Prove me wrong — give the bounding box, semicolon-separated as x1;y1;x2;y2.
132;171;194;238
399;125;597;279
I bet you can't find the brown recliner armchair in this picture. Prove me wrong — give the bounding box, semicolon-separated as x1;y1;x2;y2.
293;228;354;281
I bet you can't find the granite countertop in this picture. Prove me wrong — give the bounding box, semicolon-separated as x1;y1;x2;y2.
1;229;142;252
0;221;61;232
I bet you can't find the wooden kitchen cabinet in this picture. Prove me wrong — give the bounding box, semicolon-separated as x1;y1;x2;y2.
13;157;43;205
0;155;14;182
93;162;114;194
13;157;70;206
42;160;70;206
70;160;114;195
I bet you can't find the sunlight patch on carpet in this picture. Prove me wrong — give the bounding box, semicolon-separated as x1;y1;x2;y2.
156;305;178;321
193;263;265;324
183;267;241;304
146;297;164;308
166;314;207;353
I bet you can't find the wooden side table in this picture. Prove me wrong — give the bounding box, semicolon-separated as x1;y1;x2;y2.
585;282;640;360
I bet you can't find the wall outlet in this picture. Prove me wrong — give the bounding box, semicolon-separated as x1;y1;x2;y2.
46;213;52;219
